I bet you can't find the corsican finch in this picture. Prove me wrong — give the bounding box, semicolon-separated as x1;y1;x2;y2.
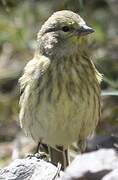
19;10;102;169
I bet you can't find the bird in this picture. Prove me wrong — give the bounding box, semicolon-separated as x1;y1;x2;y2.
19;10;102;170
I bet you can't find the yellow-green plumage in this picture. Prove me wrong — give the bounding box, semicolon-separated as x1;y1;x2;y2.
19;10;102;169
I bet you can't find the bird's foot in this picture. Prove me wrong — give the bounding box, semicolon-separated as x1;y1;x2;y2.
26;152;49;161
26;154;35;159
35;152;49;161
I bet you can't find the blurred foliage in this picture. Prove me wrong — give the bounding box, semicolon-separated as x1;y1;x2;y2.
0;0;117;166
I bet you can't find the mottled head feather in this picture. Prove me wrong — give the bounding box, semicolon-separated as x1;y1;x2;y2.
38;10;86;37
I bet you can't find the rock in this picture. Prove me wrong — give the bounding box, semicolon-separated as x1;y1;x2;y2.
1;149;118;180
0;155;63;180
60;149;118;180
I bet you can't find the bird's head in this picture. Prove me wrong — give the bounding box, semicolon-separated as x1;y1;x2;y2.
37;10;94;58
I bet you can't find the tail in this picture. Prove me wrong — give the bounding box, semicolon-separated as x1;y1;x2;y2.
49;146;69;170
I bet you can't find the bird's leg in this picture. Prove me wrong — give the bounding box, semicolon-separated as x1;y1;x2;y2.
34;141;49;160
35;141;41;153
26;141;42;159
35;140;48;154
49;145;69;170
27;141;49;161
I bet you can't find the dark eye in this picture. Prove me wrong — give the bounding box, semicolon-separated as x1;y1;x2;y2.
62;26;70;32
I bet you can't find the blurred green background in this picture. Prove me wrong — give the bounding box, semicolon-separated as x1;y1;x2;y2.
0;0;118;167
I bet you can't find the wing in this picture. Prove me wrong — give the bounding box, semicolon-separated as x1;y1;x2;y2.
19;54;51;133
19;54;51;100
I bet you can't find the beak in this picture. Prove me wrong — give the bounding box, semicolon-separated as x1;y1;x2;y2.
77;24;94;36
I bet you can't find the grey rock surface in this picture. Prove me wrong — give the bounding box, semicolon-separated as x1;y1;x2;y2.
60;149;118;180
0;156;61;180
1;149;118;180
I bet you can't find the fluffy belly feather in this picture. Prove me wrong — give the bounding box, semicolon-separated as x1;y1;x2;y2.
20;79;99;146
